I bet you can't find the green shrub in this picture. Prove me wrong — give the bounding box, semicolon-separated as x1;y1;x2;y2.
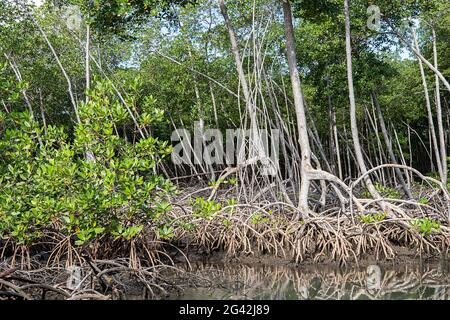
192;198;222;220
360;211;388;224
0;80;174;247
410;217;441;236
374;183;401;199
361;183;401;199
418;197;429;205
250;212;270;225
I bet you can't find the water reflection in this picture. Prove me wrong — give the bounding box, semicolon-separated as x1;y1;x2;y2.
170;261;449;300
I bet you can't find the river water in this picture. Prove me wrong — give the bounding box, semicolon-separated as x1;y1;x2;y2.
169;261;449;300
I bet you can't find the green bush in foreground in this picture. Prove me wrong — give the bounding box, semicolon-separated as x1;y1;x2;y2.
0;81;174;248
360;212;388;224
410;217;441;236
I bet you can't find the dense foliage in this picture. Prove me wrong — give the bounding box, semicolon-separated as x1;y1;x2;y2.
0;81;174;247
0;0;449;258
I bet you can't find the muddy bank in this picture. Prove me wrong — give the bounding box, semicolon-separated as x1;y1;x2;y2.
168;240;449;269
0;244;448;300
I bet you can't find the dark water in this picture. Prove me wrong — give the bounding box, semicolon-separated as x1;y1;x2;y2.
169;261;449;300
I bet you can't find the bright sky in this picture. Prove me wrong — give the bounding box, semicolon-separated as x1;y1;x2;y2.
27;0;412;60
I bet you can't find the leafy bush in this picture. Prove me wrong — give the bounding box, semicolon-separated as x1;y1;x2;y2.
192;197;222;220
418;197;429;205
374;183;401;199
410;217;441;236
361;183;401;199
0;81;174;247
250;212;270;225
360;212;388;224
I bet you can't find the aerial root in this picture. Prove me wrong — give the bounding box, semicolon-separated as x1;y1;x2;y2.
168;194;448;265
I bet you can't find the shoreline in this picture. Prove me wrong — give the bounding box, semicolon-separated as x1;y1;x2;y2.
172;244;449;269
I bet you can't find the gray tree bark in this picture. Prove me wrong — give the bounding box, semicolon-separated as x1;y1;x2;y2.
218;0;270;176
344;0;379;199
413;28;444;181
432;27;447;185
281;0;312;214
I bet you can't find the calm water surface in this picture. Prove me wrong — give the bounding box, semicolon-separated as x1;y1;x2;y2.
169;261;449;300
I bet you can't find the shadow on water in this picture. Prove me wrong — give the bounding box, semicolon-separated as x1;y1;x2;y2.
168;261;449;300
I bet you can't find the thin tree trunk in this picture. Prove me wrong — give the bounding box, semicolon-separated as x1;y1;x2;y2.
344;0;379;198
372;91;412;198
392;124;411;187
445;98;450;150
2;99;10;113
218;0;262;161
432;27;447;185
407;125;414;183
32;16;81;124
397;29;450;94
84;23;96;162
85;24;91;104
38;88;48;135
326;77;343;179
71;31;146;139
365;103;386;184
3;53;43;146
343;124;353;178
281;0;312;214
209;82;219;128
413;28;443;181
3;54;34;118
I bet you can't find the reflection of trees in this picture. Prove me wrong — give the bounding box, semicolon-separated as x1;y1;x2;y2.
175;262;449;300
